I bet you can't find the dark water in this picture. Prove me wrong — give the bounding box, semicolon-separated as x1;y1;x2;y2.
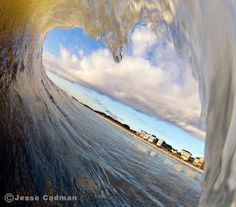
1;89;202;206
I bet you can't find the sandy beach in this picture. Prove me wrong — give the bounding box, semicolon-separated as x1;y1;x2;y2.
95;111;204;173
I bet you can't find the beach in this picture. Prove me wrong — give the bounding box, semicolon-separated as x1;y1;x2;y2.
94;109;204;173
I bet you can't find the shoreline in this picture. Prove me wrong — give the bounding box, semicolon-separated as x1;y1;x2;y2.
73;97;204;173
97;111;204;173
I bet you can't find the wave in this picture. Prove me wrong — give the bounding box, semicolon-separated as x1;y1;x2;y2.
0;0;236;206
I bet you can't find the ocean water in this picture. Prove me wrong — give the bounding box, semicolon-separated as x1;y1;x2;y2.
57;101;203;206
1;0;236;206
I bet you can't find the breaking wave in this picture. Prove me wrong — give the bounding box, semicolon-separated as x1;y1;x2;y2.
0;0;236;206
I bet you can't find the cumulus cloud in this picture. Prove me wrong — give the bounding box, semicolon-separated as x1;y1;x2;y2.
43;26;205;139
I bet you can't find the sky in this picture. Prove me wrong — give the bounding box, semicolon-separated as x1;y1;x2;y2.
43;26;205;157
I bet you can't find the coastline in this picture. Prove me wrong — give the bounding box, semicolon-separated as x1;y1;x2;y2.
73;97;204;173
97;111;204;173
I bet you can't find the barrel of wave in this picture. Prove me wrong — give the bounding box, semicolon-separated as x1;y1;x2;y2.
4;1;236;206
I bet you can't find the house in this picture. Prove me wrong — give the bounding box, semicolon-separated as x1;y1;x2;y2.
139;130;149;138
180;149;192;161
143;134;150;140
148;136;157;143
171;149;180;157
139;130;155;140
193;157;205;169
156;138;164;147
171;149;178;154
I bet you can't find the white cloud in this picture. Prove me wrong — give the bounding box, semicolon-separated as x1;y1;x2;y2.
131;27;157;56
43;26;205;139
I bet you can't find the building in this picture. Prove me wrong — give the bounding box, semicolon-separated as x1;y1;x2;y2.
171;149;178;154
193;157;205;169
139;130;153;140
139;130;148;138
148;136;157;143
156;138;164;147
143;134;150;140
180;149;192;161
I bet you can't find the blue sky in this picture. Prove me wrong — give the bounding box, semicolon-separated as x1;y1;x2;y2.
43;27;205;157
44;27;105;56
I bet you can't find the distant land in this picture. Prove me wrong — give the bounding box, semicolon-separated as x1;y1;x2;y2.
72;96;204;173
